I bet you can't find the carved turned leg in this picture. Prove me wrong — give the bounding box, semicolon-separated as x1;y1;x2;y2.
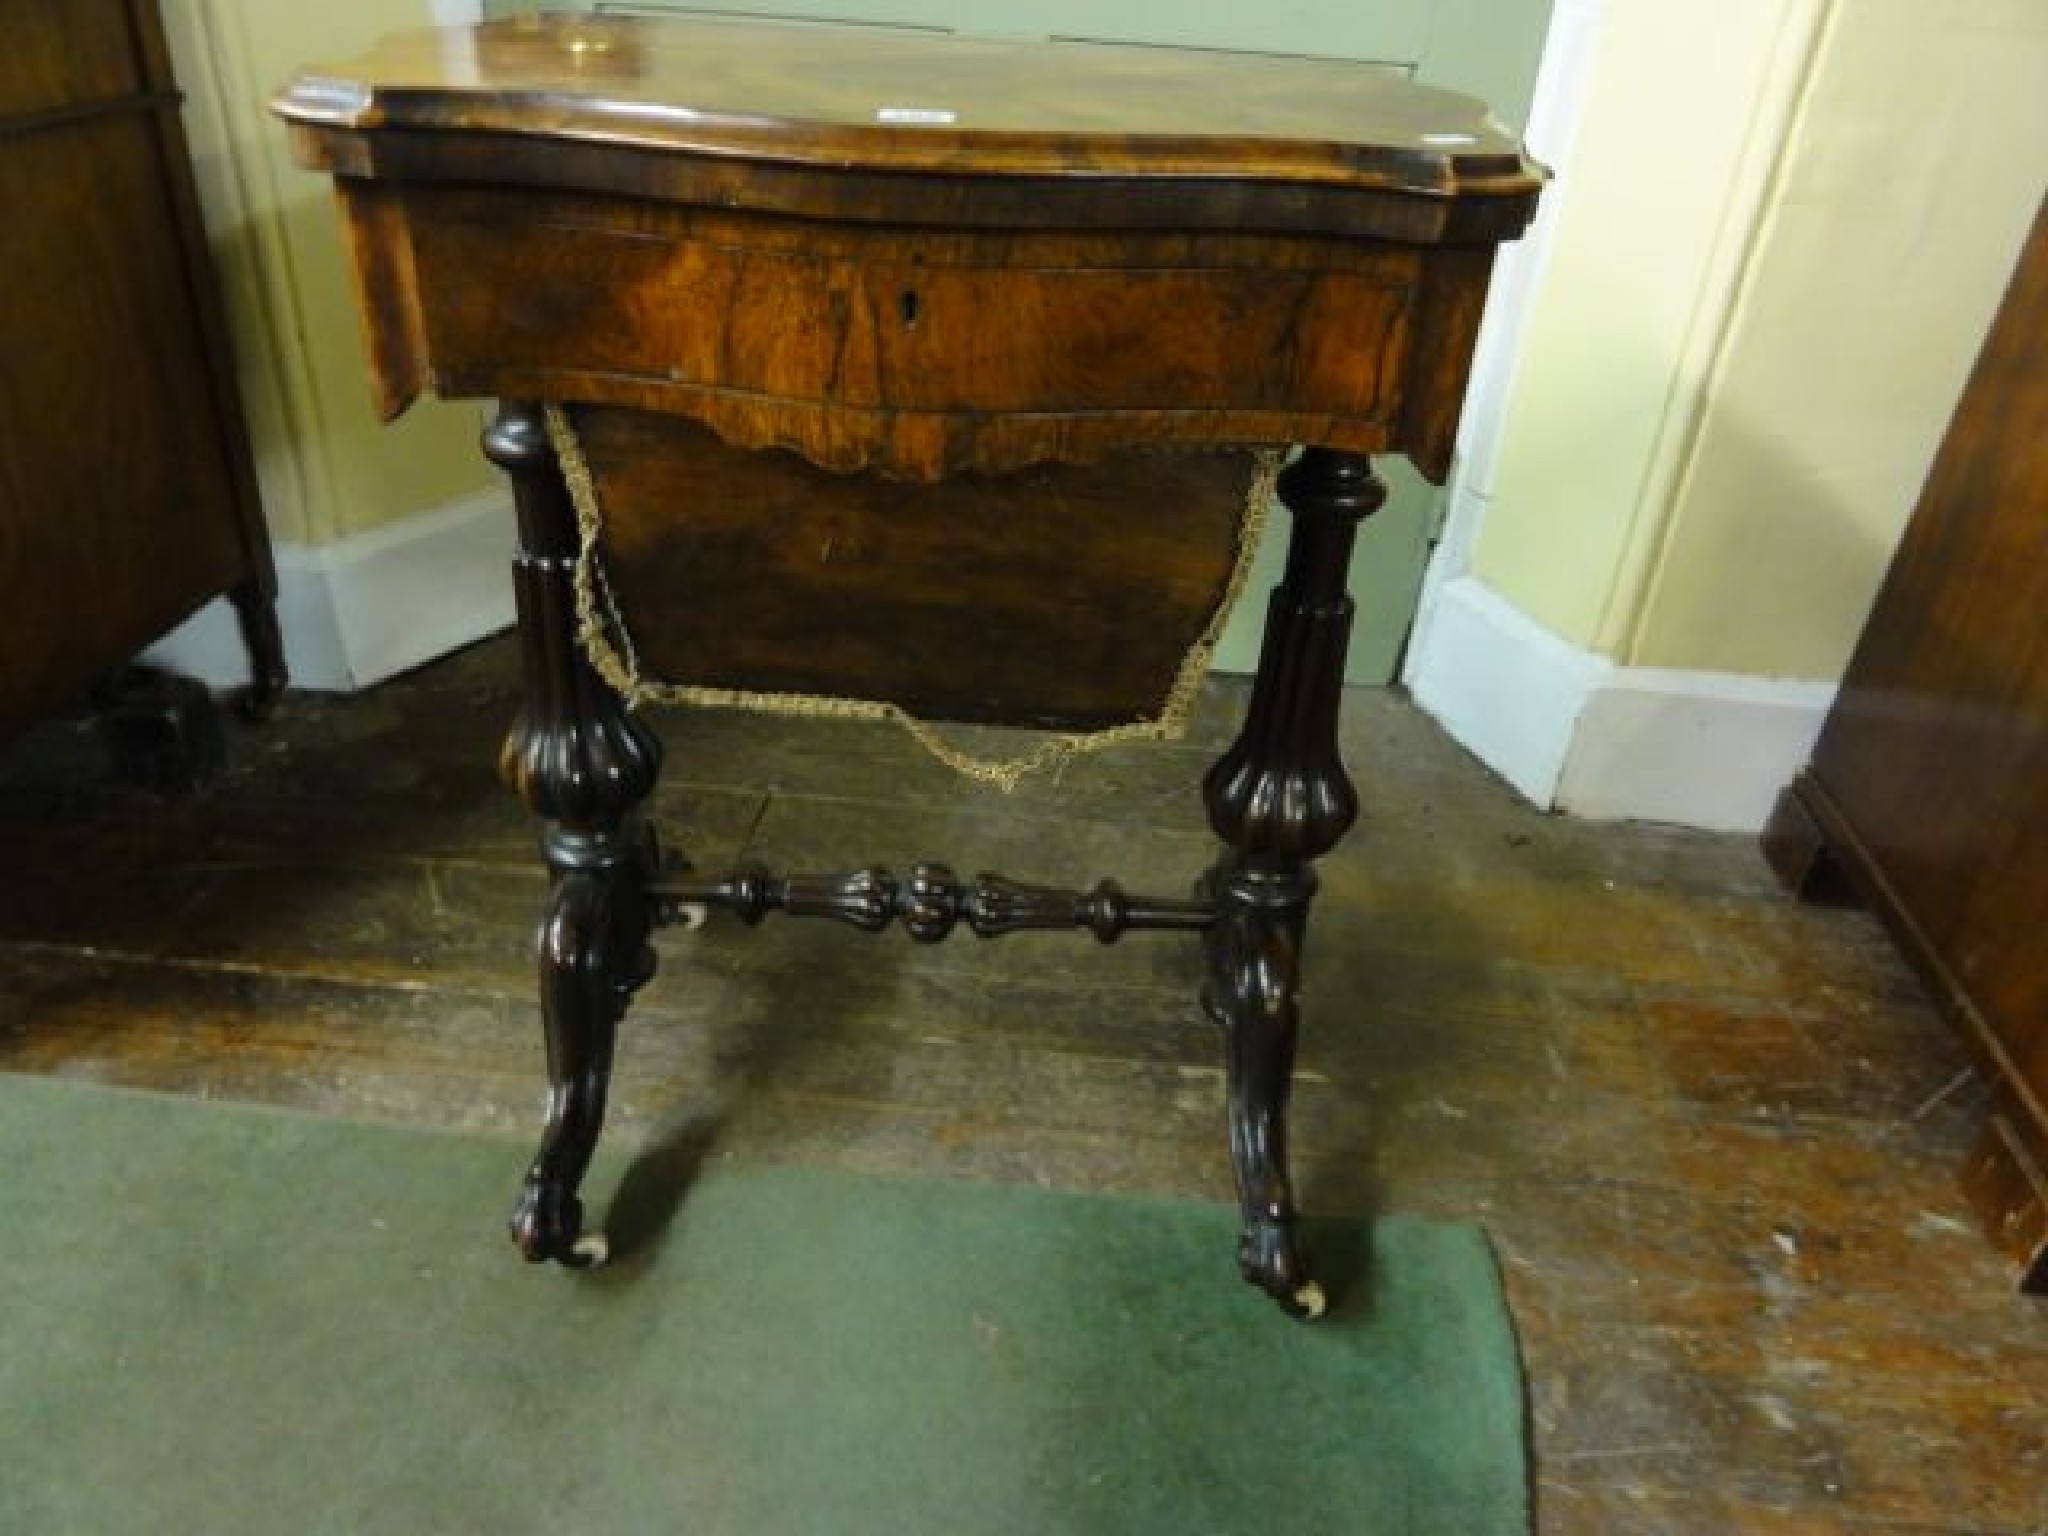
1202;447;1384;1318
485;400;664;1268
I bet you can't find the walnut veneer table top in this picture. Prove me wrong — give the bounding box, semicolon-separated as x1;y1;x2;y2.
274;12;1544;241
276;13;1539;193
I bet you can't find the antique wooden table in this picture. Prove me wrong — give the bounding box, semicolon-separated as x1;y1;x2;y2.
276;13;1543;1318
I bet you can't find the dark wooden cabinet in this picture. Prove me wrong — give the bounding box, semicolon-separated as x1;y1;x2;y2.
1768;196;2048;1292
0;0;282;740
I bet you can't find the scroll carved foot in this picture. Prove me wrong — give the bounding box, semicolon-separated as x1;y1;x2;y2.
509;854;654;1269
510;1174;610;1268
1204;889;1325;1320
1239;1218;1326;1321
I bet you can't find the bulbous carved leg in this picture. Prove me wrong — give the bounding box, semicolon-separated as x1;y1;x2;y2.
1202;448;1384;1319
486;399;664;1269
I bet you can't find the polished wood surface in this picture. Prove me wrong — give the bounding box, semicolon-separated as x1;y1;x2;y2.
276;16;1542;1313
277;14;1540;482
0;0;143;118
277;13;1540;207
339;179;1490;479
0;0;283;738
582;409;1253;727
1768;195;2048;1290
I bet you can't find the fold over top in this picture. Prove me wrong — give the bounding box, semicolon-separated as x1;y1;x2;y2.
274;13;1544;239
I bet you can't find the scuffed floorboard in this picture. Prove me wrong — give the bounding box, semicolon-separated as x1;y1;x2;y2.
0;636;2040;1534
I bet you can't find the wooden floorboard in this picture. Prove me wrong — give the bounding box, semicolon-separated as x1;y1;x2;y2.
0;637;2041;1534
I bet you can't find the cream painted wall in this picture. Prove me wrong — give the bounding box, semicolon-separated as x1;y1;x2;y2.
1469;0;2048;682
1469;0;1829;651
160;0;493;545
1628;0;2048;677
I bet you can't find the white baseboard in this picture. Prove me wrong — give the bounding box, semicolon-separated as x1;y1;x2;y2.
1405;575;1834;832
1404;575;1613;806
145;487;514;693
1557;669;1835;832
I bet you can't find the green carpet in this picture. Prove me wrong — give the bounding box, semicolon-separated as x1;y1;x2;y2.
0;1074;1527;1535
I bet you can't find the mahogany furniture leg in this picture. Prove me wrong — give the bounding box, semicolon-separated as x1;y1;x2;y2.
229;577;289;721
1761;778;1855;906
1202;448;1385;1319
485;400;664;1268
